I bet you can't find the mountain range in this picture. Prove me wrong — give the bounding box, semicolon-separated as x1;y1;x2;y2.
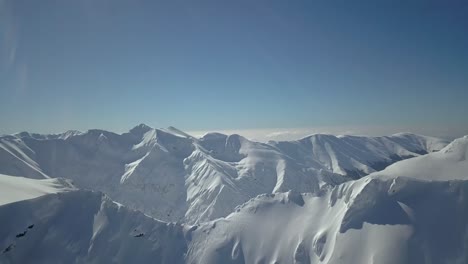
0;124;448;223
1;125;466;264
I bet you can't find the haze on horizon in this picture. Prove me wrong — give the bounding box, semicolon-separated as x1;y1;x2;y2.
1;0;467;139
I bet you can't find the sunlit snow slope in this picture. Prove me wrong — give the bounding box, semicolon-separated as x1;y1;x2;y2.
184;135;468;264
0;125;449;224
187;176;468;264
371;135;468;181
0;173;74;206
2;134;468;264
0;174;186;264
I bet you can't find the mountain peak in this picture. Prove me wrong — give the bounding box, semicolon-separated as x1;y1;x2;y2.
441;135;468;155
129;123;153;135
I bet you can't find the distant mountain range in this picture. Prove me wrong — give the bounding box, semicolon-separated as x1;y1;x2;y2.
2;125;467;264
0;124;448;223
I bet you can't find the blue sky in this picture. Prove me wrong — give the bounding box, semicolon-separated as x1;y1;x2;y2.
1;0;467;138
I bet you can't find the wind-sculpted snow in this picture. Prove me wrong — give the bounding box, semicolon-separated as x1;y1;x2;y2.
371;135;468;181
187;176;468;264
0;125;449;224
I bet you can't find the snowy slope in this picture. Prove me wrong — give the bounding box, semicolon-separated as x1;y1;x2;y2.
0;174;186;264
270;133;449;178
371;135;468;181
1;125;194;222
0;134;467;264
183;133;334;223
0;173;74;206
186;135;468;264
187;175;468;264
2;172;468;264
0;125;449;224
0;136;50;179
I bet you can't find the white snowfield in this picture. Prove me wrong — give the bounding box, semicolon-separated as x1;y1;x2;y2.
0;125;467;264
0;174;75;206
188;177;468;264
188;135;468;264
0;125;449;224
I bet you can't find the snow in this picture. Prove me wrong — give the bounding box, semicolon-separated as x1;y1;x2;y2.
0;125;450;224
270;133;449;177
0;174;74;206
0;188;187;263
371;135;468;181
0;137;49;179
0;126;468;264
2;173;467;263
3;170;468;263
186;174;468;264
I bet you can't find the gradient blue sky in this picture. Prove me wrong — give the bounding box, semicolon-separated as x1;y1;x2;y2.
1;0;467;137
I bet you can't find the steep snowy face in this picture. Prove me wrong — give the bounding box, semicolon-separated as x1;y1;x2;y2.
0;175;187;264
0;136;49;179
3;172;468;264
270;133;449;178
0;133;466;264
371;135;468;181
185;134;269;223
0;126;450;224
0;126;196;222
184;133;353;223
117;128;195;221
184;135;465;263
187;176;468;264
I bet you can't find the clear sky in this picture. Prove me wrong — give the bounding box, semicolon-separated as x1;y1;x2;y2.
1;0;467;138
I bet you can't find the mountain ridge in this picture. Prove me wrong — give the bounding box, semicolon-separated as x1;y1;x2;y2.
1;130;468;263
0;125;450;224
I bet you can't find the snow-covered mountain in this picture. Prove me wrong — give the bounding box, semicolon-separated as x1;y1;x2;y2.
1;133;468;264
0;125;449;224
187;176;468;264
185;134;468;263
370;135;468;181
270;132;448;178
0;174;186;264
